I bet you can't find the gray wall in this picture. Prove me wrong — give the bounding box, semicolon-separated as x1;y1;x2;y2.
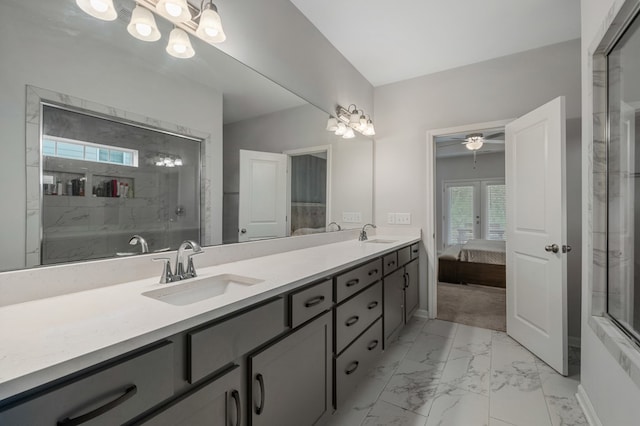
373;38;582;326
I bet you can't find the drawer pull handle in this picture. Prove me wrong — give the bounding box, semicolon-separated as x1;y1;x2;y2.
304;295;325;308
412;249;419;254
57;385;137;426
345;316;359;327
231;390;241;426
388;261;396;267
255;374;265;415
367;301;379;310
346;278;360;287
368;268;379;276
404;273;409;289
367;340;379;351
345;361;359;375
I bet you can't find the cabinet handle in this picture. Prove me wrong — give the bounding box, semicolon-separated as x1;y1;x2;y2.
304;295;325;308
231;390;241;426
346;278;359;287
345;316;359;327
367;340;379;351
345;361;359;375
387;261;395;267
57;385;137;426
255;374;265;415
367;301;379;310
404;272;409;289
368;268;379;276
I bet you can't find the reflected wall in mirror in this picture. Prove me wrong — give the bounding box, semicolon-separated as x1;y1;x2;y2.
0;0;373;272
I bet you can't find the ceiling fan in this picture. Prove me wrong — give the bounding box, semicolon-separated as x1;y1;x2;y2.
436;130;505;167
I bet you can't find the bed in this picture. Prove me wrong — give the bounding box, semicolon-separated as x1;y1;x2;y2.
438;239;506;288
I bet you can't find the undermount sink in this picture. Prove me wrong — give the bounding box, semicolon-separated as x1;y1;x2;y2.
364;239;397;244
142;274;264;306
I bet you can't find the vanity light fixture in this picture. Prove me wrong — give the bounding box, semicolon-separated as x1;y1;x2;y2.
75;0;118;21
76;0;227;60
127;5;161;41
156;0;192;23
154;154;184;167
167;27;195;58
327;104;376;138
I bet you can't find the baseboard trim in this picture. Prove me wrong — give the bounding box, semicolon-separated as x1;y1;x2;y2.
576;384;602;426
414;309;429;319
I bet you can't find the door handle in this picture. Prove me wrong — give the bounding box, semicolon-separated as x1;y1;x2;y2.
545;244;559;253
240;228;247;234
563;245;572;253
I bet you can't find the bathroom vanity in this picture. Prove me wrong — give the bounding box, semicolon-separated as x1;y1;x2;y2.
0;233;421;425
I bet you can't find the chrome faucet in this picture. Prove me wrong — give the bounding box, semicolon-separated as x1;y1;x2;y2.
359;223;376;241
175;240;203;280
327;221;342;231
153;240;203;284
129;235;149;253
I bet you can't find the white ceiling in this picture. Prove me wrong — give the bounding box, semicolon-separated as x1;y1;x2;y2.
290;0;581;86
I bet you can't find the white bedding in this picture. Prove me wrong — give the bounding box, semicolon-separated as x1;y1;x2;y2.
458;239;506;265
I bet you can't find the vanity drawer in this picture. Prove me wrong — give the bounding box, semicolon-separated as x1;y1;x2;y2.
335;258;382;302
290;278;333;328
410;242;420;260
397;246;411;267
335;281;382;354
334;318;383;408
0;342;174;426
382;252;399;275
188;298;287;384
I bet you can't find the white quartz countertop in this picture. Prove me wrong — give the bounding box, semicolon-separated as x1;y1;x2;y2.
0;234;420;401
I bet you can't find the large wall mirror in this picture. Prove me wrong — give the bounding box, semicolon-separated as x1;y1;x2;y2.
0;0;373;272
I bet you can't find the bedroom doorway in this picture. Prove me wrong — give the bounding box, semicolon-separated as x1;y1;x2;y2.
427;119;512;331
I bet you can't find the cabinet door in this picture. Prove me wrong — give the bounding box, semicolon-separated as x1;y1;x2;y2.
384;268;405;346
249;312;332;426
404;259;419;322
135;365;243;426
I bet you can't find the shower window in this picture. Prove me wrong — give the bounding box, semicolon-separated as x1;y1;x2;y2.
606;10;640;343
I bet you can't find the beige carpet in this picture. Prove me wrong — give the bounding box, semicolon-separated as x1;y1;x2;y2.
437;282;506;331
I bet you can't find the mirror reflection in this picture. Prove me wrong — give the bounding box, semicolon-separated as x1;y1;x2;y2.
0;0;373;272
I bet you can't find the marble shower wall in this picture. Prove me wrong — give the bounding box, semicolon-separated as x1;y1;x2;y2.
34;93;205;264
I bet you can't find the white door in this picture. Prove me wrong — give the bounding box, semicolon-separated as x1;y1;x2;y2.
505;96;567;375
238;150;288;242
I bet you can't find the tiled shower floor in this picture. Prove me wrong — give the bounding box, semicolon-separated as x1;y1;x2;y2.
327;318;586;426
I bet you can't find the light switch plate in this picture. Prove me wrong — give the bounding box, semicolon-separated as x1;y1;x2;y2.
387;213;396;224
396;213;411;225
342;212;362;223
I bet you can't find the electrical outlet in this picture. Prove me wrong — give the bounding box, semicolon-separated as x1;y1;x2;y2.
396;213;411;225
342;212;362;223
387;213;396;224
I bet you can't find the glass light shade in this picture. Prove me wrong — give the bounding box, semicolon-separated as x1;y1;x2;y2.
359;114;367;130
167;28;195;58
127;6;161;42
196;4;226;43
326;117;338;131
349;110;361;127
174;157;183;166
76;0;117;21
342;127;356;139
156;0;192;23
465;138;484;150
364;121;376;136
335;122;346;136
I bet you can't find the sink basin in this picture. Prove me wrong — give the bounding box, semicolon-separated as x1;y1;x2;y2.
142;274;264;306
364;239;397;244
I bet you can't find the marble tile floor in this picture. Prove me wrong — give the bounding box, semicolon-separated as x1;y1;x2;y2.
327;318;586;426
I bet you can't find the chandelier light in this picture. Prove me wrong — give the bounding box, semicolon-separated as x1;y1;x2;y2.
326;104;376;139
464;133;485;151
76;0;227;59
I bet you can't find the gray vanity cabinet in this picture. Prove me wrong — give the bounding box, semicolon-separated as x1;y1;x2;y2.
134;365;243;426
0;342;174;426
404;258;419;322
383;267;406;346
248;312;332;426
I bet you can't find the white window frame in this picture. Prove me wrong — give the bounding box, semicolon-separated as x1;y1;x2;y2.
42;135;139;167
442;178;505;248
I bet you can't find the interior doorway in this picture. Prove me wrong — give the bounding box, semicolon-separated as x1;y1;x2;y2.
426;119;512;331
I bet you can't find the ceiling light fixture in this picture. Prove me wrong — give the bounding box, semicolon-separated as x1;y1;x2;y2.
464;133;484;151
326;104;376;138
75;0;118;21
76;0;227;60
